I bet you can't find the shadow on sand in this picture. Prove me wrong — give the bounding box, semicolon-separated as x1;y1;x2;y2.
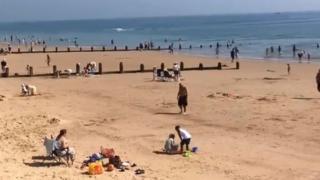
24;156;64;167
292;97;320;100
154;112;181;115
152;150;181;155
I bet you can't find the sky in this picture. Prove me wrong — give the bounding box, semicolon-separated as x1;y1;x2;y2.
1;0;320;22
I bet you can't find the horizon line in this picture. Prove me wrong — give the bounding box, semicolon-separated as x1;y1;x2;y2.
1;10;320;24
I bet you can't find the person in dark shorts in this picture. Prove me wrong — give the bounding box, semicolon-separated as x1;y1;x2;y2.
175;125;192;153
316;69;320;92
177;83;188;114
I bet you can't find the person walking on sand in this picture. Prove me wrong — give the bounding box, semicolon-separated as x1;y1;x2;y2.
230;50;235;63
46;54;51;67
287;64;291;75
316;69;320;92
175;125;192;153
177;83;188;114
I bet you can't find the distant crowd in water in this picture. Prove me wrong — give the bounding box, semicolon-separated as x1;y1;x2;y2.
0;34;320;63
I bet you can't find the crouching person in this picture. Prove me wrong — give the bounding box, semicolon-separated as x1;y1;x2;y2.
21;83;38;96
164;133;179;154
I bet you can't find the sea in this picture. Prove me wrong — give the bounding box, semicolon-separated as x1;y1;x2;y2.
1;11;320;61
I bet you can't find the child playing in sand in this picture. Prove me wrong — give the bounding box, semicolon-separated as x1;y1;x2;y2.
164;134;179;154
175;126;192;153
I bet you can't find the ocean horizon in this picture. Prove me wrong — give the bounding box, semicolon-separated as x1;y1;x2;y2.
1;11;320;60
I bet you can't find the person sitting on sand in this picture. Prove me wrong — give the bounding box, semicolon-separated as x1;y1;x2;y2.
316;69;320;92
177;83;188;114
21;83;37;96
164;133;179;154
175;126;192;153
55;129;76;164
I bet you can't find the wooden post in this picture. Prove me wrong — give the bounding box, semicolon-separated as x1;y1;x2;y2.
76;63;80;74
114;46;117;51
67;47;70;52
119;62;123;73
180;62;184;71
30;47;33;52
140;64;144;72
91;46;94;51
53;65;57;75
125;46;128;51
18;48;20;53
179;44;182;50
43;47;46;53
161;63;165;71
80;47;82;52
102;46;105;51
199;63;204;70
55;47;58;52
98;63;102;74
236;61;240;69
217;62;222;70
158;46;161;50
189;45;192;49
29;66;33;76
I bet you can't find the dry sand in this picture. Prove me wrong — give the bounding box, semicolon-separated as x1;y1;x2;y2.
0;51;320;180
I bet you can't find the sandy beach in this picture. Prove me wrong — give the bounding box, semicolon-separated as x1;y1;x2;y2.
0;50;320;180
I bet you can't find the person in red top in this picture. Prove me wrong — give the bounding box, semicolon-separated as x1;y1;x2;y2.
316;69;320;92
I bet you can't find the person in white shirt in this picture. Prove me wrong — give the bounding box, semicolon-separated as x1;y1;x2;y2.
175;125;192;153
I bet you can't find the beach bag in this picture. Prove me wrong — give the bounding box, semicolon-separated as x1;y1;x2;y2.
100;147;115;158
88;161;104;175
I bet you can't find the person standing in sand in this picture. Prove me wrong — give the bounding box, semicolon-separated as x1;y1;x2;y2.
316;69;320;92
46;54;51;67
287;64;291;75
175;126;192;153
177;83;188;114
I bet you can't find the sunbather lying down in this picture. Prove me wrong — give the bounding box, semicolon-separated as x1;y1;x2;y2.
164;134;180;154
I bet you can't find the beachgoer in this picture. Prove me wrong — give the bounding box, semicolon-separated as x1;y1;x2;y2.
175;126;192;153
1;59;7;72
297;51;304;62
278;45;282;54
317;43;320;49
173;63;180;81
293;44;297;56
164;134;179;154
316;69;320;92
307;53;311;61
215;47;219;57
234;47;239;58
177;83;188;114
287;64;291;75
46;54;51;67
55;129;76;163
230;50;235;63
266;48;269;57
270;46;274;53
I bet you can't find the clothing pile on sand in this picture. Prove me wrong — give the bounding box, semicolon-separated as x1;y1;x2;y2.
81;146;144;175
